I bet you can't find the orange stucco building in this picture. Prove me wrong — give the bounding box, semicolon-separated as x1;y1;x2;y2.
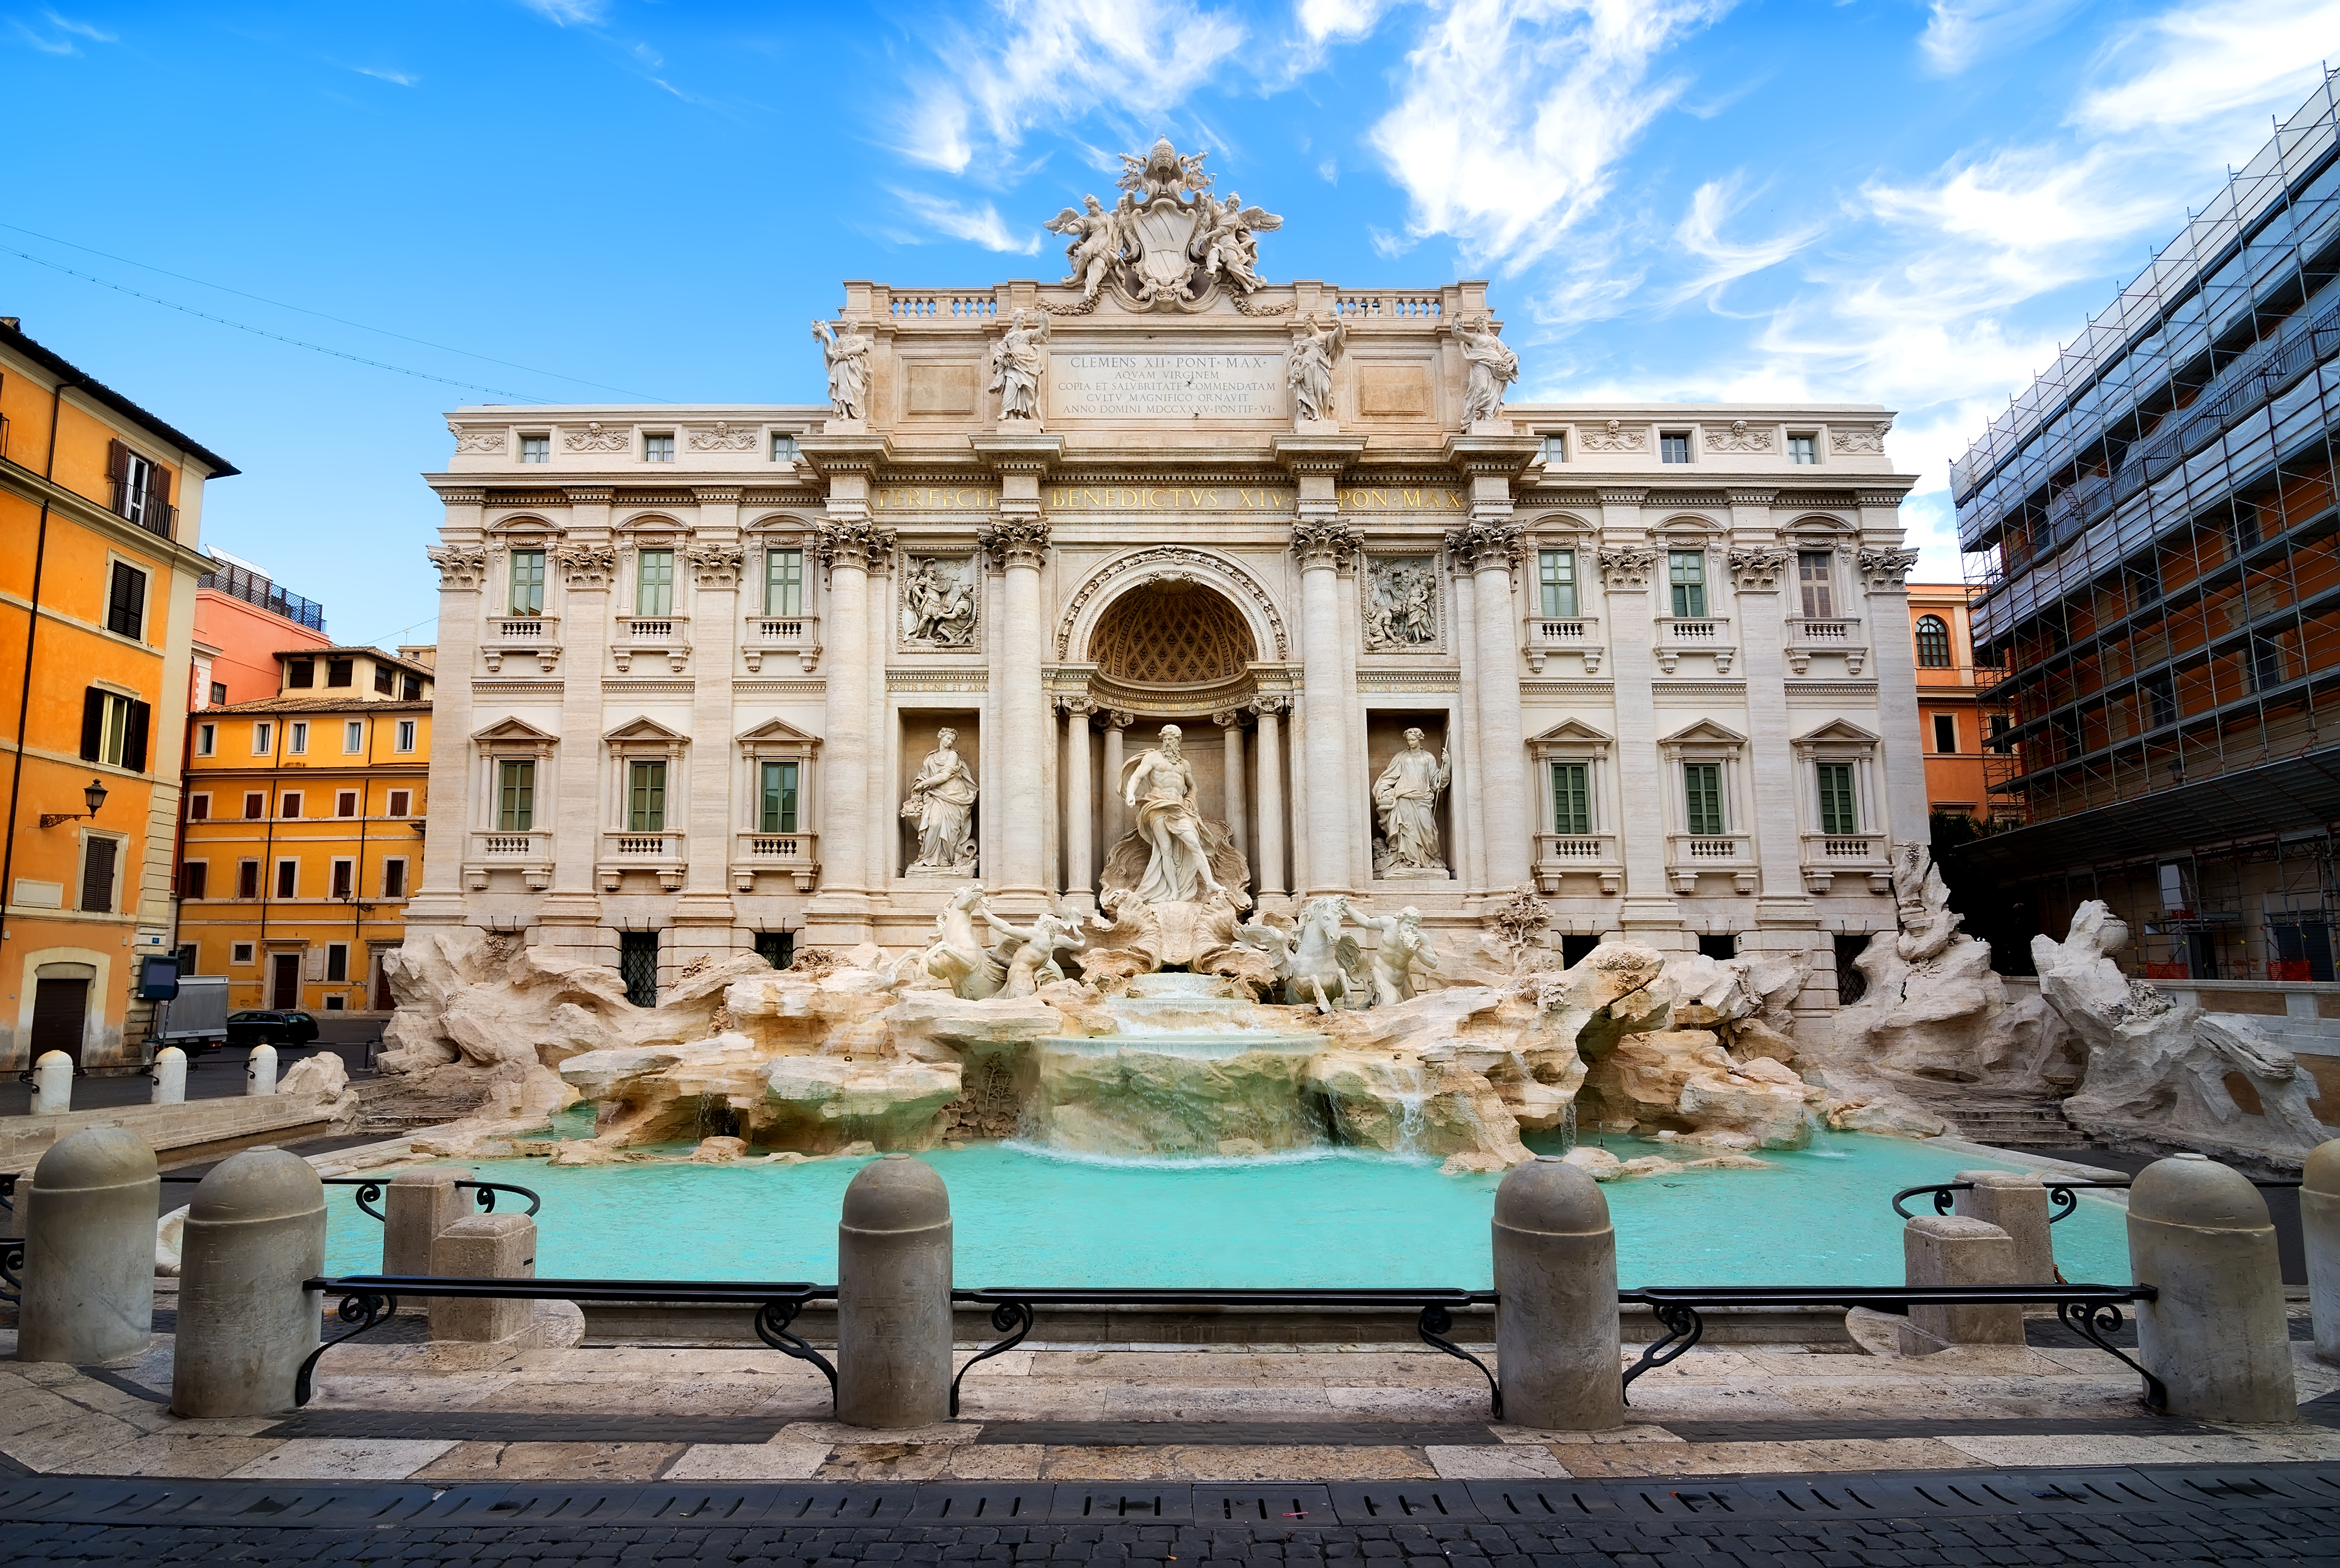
0;318;235;1069
191;554;331;709
1906;583;2001;824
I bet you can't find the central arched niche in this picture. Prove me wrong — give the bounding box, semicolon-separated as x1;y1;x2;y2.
1087;579;1258;689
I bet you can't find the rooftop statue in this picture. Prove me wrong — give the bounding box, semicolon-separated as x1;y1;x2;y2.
1451;314;1519;427
1043;137;1282;312
810;318;872;422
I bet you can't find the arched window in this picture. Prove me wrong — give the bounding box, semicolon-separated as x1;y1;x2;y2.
1914;614;1952;668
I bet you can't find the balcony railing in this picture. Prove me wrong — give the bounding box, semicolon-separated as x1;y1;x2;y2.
1800;832;1891;895
613;615;690;674
1785;617;1867;677
1653;618;1735;676
600;830;686;891
1666;833;1754;895
482;614;562;674
1532;832;1620;895
111;480;177;540
744;613;821;674
465;830;552;892
198;562;327;632
1522;614;1601;675
733;829;821;893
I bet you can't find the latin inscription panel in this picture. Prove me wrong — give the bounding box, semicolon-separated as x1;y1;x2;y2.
1049;353;1285;422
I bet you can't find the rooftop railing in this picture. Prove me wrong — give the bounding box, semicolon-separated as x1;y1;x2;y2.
198;561;327;632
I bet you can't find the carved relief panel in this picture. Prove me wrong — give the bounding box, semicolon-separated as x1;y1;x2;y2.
1359;555;1444;654
897;551;982;651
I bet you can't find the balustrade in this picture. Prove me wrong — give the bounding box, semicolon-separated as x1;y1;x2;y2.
481;614;562;674
1666;833;1755;895
1653;617;1736;676
1532;832;1621;895
1784;616;1867;676
731;829;822;893
1799;831;1891;895
612;614;690;674
1522;614;1603;674
1333;293;1444;320
464;830;552;892
598;830;686;892
743;613;821;673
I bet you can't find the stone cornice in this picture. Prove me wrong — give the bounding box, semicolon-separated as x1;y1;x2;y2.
691;487;743;504
796;432;893;476
1269;432;1368;476
1440;431;1540;477
563;487;612;505
1596;489;1648;506
969;431;1064;476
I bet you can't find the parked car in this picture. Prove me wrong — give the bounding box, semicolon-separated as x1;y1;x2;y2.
225;1009;320;1048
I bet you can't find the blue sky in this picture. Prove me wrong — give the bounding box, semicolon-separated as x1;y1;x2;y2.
6;0;2335;649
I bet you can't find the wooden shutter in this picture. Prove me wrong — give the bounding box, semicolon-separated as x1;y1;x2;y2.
80;688;104;761
79;837;117;912
122;701;150;773
146;461;172;521
106;438;129;493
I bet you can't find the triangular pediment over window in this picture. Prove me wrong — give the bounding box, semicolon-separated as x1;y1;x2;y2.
736;717;821;746
1529;718;1613;746
1793;718;1880;746
1659;718;1747;746
472;716;558;744
604;715;687;744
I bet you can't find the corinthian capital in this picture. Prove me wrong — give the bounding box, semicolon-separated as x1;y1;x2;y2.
1726;546;1792;592
978;519;1052;570
425;544;488;590
1290;521;1361;569
1595;545;1659;590
1856;545;1922;592
819;521;895;571
1444;523;1521;572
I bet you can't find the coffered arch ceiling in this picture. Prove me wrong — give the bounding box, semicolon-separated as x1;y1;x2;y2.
1087;581;1259;688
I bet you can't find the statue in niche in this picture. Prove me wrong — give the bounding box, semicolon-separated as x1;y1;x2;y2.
810;318;872;421
902;728;979;876
1363;560;1437;650
1450;313;1519;427
903;557;977;647
990;308;1050;423
1373;728;1452;878
1119;724;1224;906
1285;314;1346;425
1349;904;1439;1006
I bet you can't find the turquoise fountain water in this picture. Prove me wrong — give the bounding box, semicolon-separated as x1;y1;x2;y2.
324;1130;2132;1288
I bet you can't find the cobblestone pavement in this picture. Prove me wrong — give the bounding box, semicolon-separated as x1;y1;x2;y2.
3;1466;2337;1564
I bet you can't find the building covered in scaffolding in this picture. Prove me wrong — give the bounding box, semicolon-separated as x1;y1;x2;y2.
1953;75;2340;983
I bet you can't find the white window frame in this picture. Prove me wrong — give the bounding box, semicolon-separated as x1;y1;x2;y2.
395;718;417;752
1791;721;1887;887
251;721;273;755
381;856;410;898
274;858;298;898
180;859;209;899
188;792;211;821
519;432;551;464
325;942;350;983
770;432;800;463
643;430;677;463
329;858;355;900
336;789;359;818
195;722;216;756
79;830;126;913
387;789;411;817
104;555;151;642
287;721;308;756
1787;432;1820;465
231;941;256;965
344;719;365;754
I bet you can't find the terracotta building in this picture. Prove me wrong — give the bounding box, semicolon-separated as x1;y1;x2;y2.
177;646;433;1016
1906;583;2000;822
0;318;235;1069
190;551;330;709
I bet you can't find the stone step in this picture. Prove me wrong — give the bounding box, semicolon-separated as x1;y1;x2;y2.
1938;1105;2089;1147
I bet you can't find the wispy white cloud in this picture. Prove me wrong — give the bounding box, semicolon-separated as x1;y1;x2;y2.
1366;0;1736;271
11;7;113;53
2073;0;2340;134
1663;175;1824;305
884;0;1249;177
1297;0;1399;42
892;190;1043;255
41;8;113;41
354;65;419;86
1917;0;2082;75
9;19;75;52
518;0;608;26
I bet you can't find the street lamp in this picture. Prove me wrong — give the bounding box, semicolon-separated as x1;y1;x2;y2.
40;778;108;829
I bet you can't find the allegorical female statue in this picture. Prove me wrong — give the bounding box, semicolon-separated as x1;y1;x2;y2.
990;308;1050;423
1373;727;1452;876
1119;724;1223;905
902;728;978;875
1451;313;1519;427
1285;314;1346;425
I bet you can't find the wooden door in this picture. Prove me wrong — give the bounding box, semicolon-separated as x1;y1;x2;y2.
28;978;88;1057
270;952;301;1009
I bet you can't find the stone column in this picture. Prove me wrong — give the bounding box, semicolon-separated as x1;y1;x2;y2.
1249;696;1288;913
539;492;615;961
2129;1152;2297;1422
1100;710;1132;851
1597;499;1683;947
1448;569;1490;893
1061;695;1095;910
1293;522;1359;897
805;520;885;943
1214;710;1248;871
1858;525;1927;847
677;495;744;964
984;520;1052;905
1898;1215;2022;1355
1727;523;1821;979
408;497;489;929
1459;523;1531;892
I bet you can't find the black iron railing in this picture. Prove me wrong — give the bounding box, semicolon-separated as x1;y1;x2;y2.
945;1287;1499;1417
297;1275;832;1406
0;1236;20;1304
1891;1178;2303;1225
149;1173;542;1218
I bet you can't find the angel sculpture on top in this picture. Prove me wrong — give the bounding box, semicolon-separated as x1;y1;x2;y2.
1118;138;1214;201
1195;192;1280;295
1044;193;1130;305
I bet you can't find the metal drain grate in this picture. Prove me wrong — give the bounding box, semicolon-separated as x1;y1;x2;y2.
1328;1481;1483;1522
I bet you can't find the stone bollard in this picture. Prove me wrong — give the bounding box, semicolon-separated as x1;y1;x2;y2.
2129;1152;2296;1422
1953;1171;2055;1283
1494;1156;1624;1431
30;1051;73;1114
1899;1216;2023;1355
836;1154;953;1428
172;1147;326;1417
429;1214;535;1342
246;1043;278;1096
2304;1139;2340;1365
383;1167;474;1277
17;1127;159;1364
150;1047;187;1106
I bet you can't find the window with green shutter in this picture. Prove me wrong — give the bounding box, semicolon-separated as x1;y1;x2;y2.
629;760;667;831
637;550;674;616
767;549;804;616
1682;762;1724;836
760;760;800;833
497;760;535;831
1669;552;1706;618
1550;762;1590;836
1537;550;1576;618
510;550;545;614
1816;762;1858;836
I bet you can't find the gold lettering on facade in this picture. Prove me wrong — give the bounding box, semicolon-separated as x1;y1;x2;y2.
1337;487;1467;513
1044;485;1296;513
872;485;1000;511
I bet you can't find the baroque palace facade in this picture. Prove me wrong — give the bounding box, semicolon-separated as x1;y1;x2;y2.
407;144;1923;1016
